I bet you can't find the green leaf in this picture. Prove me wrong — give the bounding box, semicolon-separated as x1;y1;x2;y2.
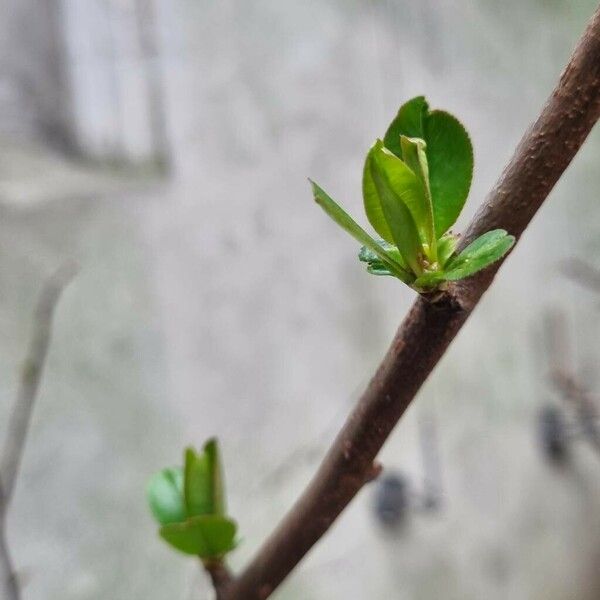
358;244;402;277
160;515;237;558
383;98;474;237
368;145;424;274
437;233;458;268
310;180;413;282
445;229;508;269
204;439;225;515
425;110;473;236
400;136;429;190
399;135;435;252
184;447;213;517
362;142;394;244
366;265;395;277
184;440;226;518
358;240;405;269
383;96;428;157
444;229;515;281
364;140;431;252
147;467;186;526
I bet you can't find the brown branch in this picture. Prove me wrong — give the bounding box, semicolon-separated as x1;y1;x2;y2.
222;7;600;599
0;262;77;600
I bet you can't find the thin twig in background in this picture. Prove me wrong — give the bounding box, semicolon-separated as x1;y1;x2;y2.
552;371;600;453
219;6;600;598
1;262;78;502
544;310;600;453
0;262;77;600
0;509;19;600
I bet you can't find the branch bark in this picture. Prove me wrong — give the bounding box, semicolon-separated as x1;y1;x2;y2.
0;263;77;600
223;6;600;599
204;560;233;600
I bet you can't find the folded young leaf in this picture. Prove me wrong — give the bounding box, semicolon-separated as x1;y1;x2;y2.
160;515;237;558
358;240;406;268
364;141;431;254
310;180;413;282
444;229;515;281
204;439;226;516
445;229;509;269
367;147;424;274
147;467;186;526
399;135;435;252
384;97;473;238
363;142;395;244
184;447;212;518
358;244;401;277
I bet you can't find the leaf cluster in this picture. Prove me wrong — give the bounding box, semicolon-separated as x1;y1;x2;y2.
312;96;514;292
147;439;237;559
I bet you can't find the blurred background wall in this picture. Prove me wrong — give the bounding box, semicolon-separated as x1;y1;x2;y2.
0;1;600;599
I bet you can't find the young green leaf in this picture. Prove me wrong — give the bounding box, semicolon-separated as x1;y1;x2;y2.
364;140;431;251
184;447;212;517
159;515;237;558
383;96;428;157
204;439;225;515
444;229;515;281
358;245;397;277
400;136;430;190
368;145;424;274
147;467;186;526
399;135;435;252
425;110;473;236
362;141;395;244
358;240;405;267
366;265;395;276
437;233;458;268
310;179;413;282
445;229;509;269
383;97;474;237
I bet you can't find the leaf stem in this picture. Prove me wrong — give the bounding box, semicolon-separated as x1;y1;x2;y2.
203;559;233;600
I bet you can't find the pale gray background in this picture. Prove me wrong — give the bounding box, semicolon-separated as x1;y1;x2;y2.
1;1;600;599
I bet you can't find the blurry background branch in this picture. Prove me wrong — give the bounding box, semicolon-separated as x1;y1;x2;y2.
0;262;77;600
552;371;600;453
544;309;600;454
538;310;600;461
222;5;600;599
561;257;600;295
